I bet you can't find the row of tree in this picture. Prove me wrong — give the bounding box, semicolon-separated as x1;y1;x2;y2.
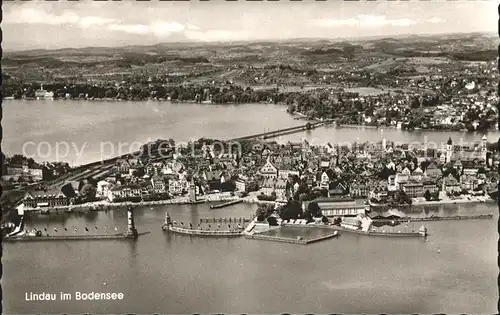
255;200;329;224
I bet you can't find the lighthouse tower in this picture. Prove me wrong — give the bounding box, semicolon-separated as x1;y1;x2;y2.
481;134;487;162
125;206;138;239
188;177;197;202
446;137;453;163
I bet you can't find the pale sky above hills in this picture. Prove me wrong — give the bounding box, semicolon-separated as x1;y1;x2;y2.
3;0;496;51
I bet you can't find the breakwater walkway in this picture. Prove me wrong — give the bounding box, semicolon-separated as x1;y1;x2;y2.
245;230;339;245
371;214;494;223
199;217;251;224
3;232;150;242
280;223;426;238
210;199;243;209
164;226;243;237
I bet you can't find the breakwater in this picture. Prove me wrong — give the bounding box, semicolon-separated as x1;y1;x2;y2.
164;226;243;237
209;199;243;209
281;223;425;238
245;230;339;245
3;232;150;242
329;226;424;237
199;217;251;224
371;214;493;223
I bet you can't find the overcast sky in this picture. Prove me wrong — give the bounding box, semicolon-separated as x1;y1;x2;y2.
3;0;496;51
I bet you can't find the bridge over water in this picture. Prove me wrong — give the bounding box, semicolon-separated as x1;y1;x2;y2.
228;120;332;142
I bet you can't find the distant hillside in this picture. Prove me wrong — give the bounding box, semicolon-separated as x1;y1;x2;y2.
4;32;495;83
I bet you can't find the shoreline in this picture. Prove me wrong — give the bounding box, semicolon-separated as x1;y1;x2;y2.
21;194;494;214
21;196;284;214
369;195;494;210
411;196;494;207
290;109;496;132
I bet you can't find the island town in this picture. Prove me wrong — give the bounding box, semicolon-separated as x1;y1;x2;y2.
2;131;497;243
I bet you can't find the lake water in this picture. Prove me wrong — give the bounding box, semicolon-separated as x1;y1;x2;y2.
4;100;499;165
3;100;499;313
3;202;498;314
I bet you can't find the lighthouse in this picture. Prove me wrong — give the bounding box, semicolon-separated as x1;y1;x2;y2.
125;206;138;239
188;177;197;202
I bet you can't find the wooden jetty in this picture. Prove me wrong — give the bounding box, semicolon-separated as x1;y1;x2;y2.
209;199;243;209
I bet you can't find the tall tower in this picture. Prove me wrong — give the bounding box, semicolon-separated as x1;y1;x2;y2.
188;178;197;202
125;206;138;239
446;137;453;163
381;129;386;152
481;134;487;162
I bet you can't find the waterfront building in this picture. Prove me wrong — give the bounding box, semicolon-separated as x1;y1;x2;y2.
34;84;54;100
2;162;43;182
261;177;287;199
402;182;424;198
203;170;223;191
259;158;278;178
340;216;361;230
235;178;247;192
23;190;69;208
96;180;112;198
423;180;438;194
151;175;166;193
443;174;461;194
107;184;143;202
168;178;187;195
305;197;366;217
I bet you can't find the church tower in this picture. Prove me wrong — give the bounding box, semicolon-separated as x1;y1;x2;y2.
446;137;453;163
481;134;487;162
